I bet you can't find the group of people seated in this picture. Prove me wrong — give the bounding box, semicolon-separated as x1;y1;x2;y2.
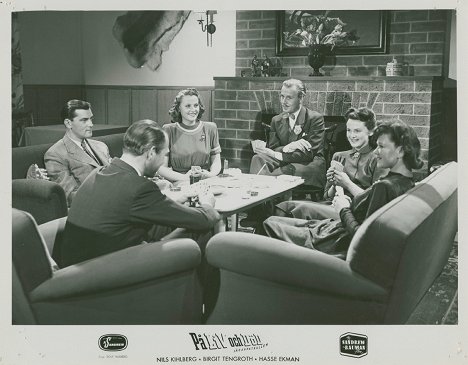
36;77;423;313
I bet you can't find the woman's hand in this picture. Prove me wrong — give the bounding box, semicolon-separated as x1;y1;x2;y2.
332;194;352;214
332;170;352;189
326;166;336;183
326;185;336;199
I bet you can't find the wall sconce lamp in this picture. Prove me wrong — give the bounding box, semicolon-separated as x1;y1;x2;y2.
197;10;217;47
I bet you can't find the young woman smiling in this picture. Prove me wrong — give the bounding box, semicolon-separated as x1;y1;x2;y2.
275;107;386;220
263;119;423;259
158;88;222;184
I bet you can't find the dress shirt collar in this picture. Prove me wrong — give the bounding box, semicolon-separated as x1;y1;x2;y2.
118;157;143;176
66;131;86;148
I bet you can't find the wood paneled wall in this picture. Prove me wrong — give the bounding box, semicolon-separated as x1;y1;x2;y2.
23;85;214;127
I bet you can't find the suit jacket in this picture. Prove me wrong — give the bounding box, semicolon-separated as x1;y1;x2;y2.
268;106;325;164
56;158;221;267
44;134;111;205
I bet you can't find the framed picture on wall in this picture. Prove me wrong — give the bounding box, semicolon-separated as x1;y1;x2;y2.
276;10;389;56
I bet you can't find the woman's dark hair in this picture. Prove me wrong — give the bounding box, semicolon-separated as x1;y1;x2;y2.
344;107;376;131
168;88;205;123
123;119;166;156
373;119;424;170
61;99;91;121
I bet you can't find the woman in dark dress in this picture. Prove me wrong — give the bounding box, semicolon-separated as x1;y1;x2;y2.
263;119;424;259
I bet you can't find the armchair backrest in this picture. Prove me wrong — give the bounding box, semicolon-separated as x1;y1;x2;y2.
347;162;457;323
12;179;68;225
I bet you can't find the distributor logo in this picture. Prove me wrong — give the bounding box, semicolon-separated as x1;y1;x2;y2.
340;332;368;358
98;334;128;351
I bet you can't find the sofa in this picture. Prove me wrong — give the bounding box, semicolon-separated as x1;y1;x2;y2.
12;133;125;224
205;162;458;324
12;208;203;324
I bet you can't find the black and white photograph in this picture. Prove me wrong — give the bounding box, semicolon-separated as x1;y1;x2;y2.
1;0;466;364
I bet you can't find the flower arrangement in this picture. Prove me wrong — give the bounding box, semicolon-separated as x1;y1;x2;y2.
284;11;359;50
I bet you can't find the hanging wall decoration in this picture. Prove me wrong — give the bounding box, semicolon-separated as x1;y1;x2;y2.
113;11;191;71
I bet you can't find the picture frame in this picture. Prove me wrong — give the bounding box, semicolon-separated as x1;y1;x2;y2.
276;10;389;56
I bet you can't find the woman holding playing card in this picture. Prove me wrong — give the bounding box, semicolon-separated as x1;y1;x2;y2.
275;107;387;220
158;88;222;184
263;119;423;259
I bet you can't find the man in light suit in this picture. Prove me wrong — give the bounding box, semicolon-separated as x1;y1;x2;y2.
250;78;326;189
44;100;111;205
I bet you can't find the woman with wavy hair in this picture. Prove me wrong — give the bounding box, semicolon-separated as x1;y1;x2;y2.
158;88;221;183
263;118;423;259
275;107;387;221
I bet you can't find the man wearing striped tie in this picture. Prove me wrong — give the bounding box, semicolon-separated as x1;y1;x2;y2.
45;99;111;206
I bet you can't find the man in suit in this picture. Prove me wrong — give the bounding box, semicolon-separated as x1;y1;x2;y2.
250;78;326;189
56;119;221;268
44;99;111;205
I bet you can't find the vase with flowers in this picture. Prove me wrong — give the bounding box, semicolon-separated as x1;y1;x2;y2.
284;11;359;76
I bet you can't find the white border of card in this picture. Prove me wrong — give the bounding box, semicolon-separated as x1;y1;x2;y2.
1;1;466;365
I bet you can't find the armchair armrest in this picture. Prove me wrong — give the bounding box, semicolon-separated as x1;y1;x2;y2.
207;232;388;301
12;179;67;225
30;238;201;302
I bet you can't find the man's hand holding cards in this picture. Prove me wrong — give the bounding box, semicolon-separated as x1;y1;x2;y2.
251;140;267;154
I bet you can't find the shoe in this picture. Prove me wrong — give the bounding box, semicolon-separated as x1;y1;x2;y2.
239;217;258;228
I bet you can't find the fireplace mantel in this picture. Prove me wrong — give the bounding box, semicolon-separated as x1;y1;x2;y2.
214;76;442;82
213;76;443;175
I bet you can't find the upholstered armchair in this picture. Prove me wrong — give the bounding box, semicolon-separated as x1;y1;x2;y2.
12;209;203;324
12;179;68;225
205;162;458;324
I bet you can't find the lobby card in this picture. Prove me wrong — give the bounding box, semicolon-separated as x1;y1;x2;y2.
1;0;467;364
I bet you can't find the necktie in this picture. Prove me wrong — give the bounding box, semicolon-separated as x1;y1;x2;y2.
289;113;296;130
81;140;102;165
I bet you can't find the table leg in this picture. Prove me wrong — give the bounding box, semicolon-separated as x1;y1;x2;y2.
214;219;226;234
229;214;238;232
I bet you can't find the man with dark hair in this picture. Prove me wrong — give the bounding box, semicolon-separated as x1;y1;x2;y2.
55;119;221;268
45;99;111;205
250;78;326;188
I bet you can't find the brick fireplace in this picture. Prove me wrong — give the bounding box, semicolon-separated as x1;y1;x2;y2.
214;76;443;178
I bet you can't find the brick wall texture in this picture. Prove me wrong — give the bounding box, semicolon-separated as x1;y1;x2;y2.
215;78;443;175
236;10;448;78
